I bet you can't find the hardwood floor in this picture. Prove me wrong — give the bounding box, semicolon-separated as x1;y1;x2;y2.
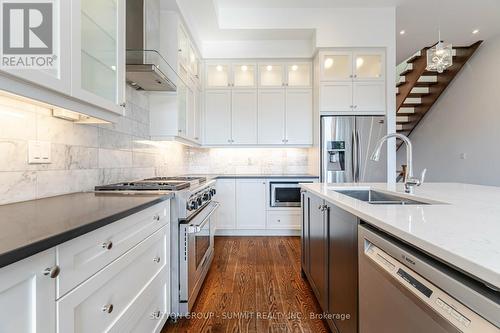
161;236;330;333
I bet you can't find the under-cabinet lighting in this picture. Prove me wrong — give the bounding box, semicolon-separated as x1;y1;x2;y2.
291;65;298;71
472;29;480;34
216;65;223;72
324;58;334;69
356;57;364;69
266;65;273;71
241;65;248;72
400;30;406;35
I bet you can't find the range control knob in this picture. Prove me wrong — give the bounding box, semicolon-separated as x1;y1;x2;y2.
203;192;211;201
196;197;203;206
188;200;198;211
210;188;216;196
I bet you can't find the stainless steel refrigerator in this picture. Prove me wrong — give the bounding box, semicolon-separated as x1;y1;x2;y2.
321;116;387;183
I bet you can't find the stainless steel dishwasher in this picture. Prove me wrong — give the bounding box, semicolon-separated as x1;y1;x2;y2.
358;224;499;333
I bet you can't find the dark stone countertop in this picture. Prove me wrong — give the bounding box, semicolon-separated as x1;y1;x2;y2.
0;192;173;269
190;174;319;179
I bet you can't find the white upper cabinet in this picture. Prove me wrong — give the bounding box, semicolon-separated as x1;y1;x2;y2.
71;0;126;115
232;90;258;144
177;24;190;71
258;89;286;144
258;63;285;88
318;49;386;113
285;89;313;145
0;249;57;333
0;0;71;95
206;63;231;88
232;63;256;88
286;62;312;88
353;51;384;80
204;90;232;145
320;52;353;81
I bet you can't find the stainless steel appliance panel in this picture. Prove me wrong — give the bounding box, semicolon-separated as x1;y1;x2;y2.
356;116;387;182
321;116;355;183
270;181;312;207
358;225;500;333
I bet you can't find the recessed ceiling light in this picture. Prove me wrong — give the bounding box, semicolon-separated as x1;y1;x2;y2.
472;29;480;34
399;30;406;35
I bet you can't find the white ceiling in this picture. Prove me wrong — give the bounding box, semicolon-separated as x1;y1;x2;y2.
172;0;500;62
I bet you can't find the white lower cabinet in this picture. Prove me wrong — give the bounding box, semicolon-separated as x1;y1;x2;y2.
235;179;267;229
57;226;169;333
0;249;57;333
267;211;301;230
215;179;237;229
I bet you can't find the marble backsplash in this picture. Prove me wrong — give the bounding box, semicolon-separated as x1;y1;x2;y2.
0;87;315;205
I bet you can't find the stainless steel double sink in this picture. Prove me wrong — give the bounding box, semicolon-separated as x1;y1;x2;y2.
334;189;431;205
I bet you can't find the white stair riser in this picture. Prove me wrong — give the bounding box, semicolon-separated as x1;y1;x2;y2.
418;76;437;83
399;107;415;114
411;87;429;94
397;116;409;122
405;97;421;104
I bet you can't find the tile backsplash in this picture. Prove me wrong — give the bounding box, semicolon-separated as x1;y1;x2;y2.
0;87;315;205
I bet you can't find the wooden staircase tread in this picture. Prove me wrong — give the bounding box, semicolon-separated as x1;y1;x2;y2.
406;54;421;63
414;82;438;87
407;93;430;97
399;69;412;76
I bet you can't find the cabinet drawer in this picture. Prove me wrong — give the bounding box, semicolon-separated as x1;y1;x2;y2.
56;201;170;297
267;211;301;229
57;226;168;333
109;268;169;333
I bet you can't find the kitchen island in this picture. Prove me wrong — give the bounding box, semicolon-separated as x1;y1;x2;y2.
300;182;500;333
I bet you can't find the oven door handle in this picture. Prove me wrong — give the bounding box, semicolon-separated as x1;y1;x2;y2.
187;201;219;234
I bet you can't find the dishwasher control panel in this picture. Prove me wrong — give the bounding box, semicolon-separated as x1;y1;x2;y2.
364;240;498;333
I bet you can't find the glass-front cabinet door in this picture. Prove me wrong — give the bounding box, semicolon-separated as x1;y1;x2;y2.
353;52;384;80
0;0;71;94
286;63;311;87
232;63;256;88
258;63;284;88
72;0;125;114
206;63;230;88
320;52;353;81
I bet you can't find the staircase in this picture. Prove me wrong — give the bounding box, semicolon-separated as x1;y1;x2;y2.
395;41;482;144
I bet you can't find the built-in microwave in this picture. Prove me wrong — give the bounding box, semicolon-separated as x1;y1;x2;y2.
270;181;312;207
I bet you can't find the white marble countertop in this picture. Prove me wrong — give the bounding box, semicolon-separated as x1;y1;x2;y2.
300;182;500;290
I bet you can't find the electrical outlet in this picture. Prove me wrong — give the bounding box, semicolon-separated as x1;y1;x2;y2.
28;140;51;164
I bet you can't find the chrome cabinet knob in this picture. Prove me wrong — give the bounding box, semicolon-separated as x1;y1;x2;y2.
102;241;113;250
151;310;162;319
153;256;161;263
119;103;126;107
43;265;60;278
102;304;114;314
153;214;161;222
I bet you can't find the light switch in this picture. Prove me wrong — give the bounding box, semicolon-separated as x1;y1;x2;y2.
28;140;51;164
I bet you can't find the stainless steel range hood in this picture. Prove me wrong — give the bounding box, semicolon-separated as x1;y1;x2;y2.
126;0;176;91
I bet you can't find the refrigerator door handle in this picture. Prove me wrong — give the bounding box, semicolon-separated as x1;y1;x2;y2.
356;130;361;182
351;131;357;182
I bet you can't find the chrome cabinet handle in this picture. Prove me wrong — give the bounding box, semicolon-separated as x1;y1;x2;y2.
151;310;162;319
153;214;160;222
102;241;113;250
102;304;114;314
119;103;126;107
153;256;161;263
43;265;60;278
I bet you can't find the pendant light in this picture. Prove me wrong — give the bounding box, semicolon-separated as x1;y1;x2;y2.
426;29;453;73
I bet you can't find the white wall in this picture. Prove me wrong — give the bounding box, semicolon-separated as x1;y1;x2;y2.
397;35;500;186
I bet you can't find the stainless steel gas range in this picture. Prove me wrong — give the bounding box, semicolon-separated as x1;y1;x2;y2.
95;176;218;316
